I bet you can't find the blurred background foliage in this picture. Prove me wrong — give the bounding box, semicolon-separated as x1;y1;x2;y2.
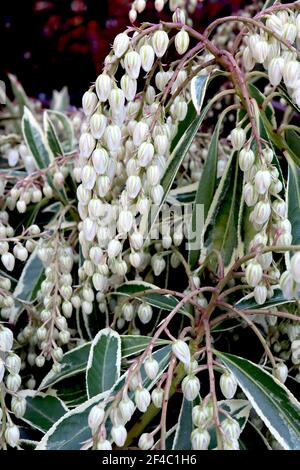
0;0;248;105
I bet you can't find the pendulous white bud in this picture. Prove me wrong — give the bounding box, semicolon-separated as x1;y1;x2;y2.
138;303;153;324
82;90;98;116
230;128;246;150
182;374;200;401
220;372;237;399
254;284;268;305
79;132;95;158
139;45;155;72
254;170;272;194
175;29;190;55
152;30;169;58
95;74;112;102
191;428;210;450
113;33;130;58
291;252;300;283
268;57;284;87
90;113;107;139
252;201;271;225
135;386;151;412
124;51;142;80
138;433;154;450
0;327;13;352
5;423;20;448
144;356;159;380
151;388;164;408
239;149;255;172
111;424;127;447
245;260;263;287
88;404;105;433
172;340;191;366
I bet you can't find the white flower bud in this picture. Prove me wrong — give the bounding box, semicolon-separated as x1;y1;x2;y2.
268;57;284;86
129;8;137;22
92;273;108;292
122;303;134;321
0;327;13;352
90;113;107;139
81;165;96;190
139;45;155;73
151;387;164;408
126;175;142;199
6;373;21;392
97;439;112;450
253;201;271;225
5;423;19;448
82;90;98;116
154;134;169;155
6;353;21;374
175;29;189;55
124;51;142;80
152;30;169;58
276;231;292;247
97;175;111;197
120;75;137;101
137;142;154;167
172;340;191;366
239;149;255;172
221;418;241;441
135;386;151;412
138;303;153;324
291;252;300;283
243;46;255;71
191;428;210;450
220;372;237;399
118;210;133;233
96;74;112;102
144;356;159;380
109;88;125;114
139;433;154;450
272;200;286;218
88;198;103;219
283;22;297;43
182;374;200;401
230;128;246;150
129;251;143;268
79;132;95;158
280;270;297;299
245;260;263;287
266;15;283;36
13;244;28;262
83;218;96;242
133;122;149;146
8;148;19;167
0;358;5;382
249;35;269;63
283;60;300;88
151;255;166;276
107;239;122;259
273;362;288;384
1;252;15;272
105;125;122;151
254;170;272;194
11;396;27;418
113;33;130;58
88;404;105;433
192;405;210;427
151;184;164;204
111;424;127;447
16;200;26;213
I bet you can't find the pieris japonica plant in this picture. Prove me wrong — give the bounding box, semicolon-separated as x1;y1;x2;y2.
0;0;300;452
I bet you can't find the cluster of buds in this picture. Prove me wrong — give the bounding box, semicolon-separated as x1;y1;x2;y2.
231;127;290;303
16;238;75;370
243;11;300;108
1;142;36;172
129;0;197;24
0;325;23;448
76;24;197;319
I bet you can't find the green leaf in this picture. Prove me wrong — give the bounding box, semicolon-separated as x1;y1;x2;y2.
235;287;299;310
44;111;64;157
121;335;170;358
86;328;121;398
287;159;300;246
191;74;210;115
115;280;187;315
39;342;91;390
21;391;68;433
51;87;70;112
188;115;223;268
215;351;300;450
22;107;53;169
203;152;243;269
169;182;197;203
37;346;171;449
172;398;193;450
10;248;44;323
8;73;32;115
285;129;300;168
46;110;75;153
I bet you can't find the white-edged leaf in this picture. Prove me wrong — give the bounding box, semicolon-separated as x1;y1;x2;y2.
287;157;300;247
46;110;75;153
191;74;210;115
235;286;299;310
19;390;68;433
44;111;64;157
86;328;121;398
215;351;300;450
22;106;53;168
172;398;193;450
10;248;44;323
37;346;171;449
